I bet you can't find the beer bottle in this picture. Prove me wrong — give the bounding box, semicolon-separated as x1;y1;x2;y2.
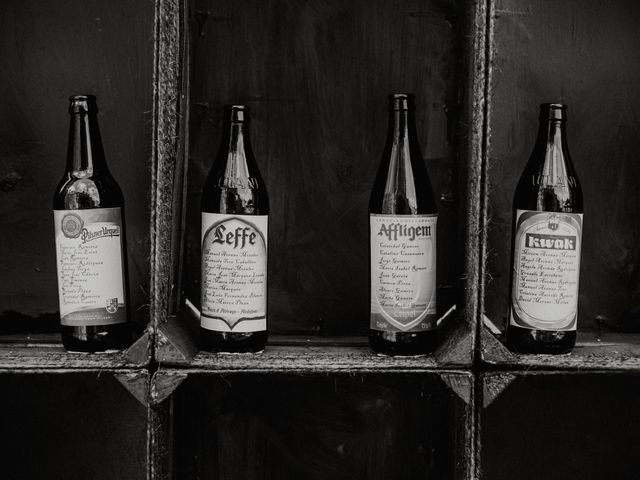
369;94;438;355
506;103;583;354
53;95;130;352
200;105;269;353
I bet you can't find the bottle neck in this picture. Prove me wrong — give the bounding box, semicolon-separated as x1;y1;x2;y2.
381;107;419;206
535;118;569;172
217;121;253;185
388;109;411;144
535;104;569;158
536;118;567;150
66;112;107;177
529;115;577;190
385;106;423;160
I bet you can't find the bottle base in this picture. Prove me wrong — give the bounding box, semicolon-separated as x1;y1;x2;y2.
61;323;131;353
200;329;268;353
505;325;576;354
369;330;438;356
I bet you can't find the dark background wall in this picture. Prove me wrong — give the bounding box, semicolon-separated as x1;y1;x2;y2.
0;0;154;330
485;0;640;333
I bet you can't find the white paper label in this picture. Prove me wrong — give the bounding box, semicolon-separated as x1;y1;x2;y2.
53;208;127;326
509;210;583;331
370;214;437;332
201;213;268;332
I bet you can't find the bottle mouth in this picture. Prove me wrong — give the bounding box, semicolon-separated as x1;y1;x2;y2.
388;93;415;111
539;103;567;120
69;95;98;114
224;104;248;123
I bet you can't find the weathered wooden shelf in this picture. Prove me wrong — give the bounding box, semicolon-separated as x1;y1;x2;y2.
481;325;640;371
160;333;446;372
156;310;474;371
0;330;151;369
192;341;443;373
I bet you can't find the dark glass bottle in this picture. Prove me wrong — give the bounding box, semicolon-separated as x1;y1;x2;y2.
369;94;438;355
200;105;269;353
53;95;130;352
506;103;583;354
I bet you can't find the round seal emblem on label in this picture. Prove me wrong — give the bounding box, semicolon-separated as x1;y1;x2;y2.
105;297;119;314
61;213;84;239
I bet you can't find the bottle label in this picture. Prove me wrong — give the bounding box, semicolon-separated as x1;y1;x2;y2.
53;208;127;326
509;210;583;331
201;213;268;332
370;214;437;332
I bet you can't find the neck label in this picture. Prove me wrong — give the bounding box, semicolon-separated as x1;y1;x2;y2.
510;210;583;331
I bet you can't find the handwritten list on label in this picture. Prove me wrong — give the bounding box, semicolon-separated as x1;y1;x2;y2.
375;242;426;311
203;250;265;314
59;243;104;306
516;248;579;305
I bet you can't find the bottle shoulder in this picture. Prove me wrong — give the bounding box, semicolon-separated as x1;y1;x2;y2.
513;175;583;213
369;191;438;215
201;184;269;215
514;147;583;213
369;157;437;214
53;174;124;209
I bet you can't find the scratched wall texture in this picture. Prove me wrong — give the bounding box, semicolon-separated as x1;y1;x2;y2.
0;0;154;330
174;373;462;480
484;0;640;332
183;0;465;335
482;374;640;479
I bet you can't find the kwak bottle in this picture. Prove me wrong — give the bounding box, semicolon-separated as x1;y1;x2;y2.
200;105;269;353
53;95;130;352
507;103;583;354
369;94;438;355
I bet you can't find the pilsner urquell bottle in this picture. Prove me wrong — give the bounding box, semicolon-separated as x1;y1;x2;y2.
200;105;269;353
53;95;130;352
506;103;583;354
369;94;438;355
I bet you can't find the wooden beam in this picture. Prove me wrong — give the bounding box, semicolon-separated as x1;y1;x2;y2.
151;370;188;406
115;371;150;406
482;373;516;408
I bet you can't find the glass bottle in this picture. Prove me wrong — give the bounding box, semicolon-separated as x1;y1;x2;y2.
200;105;269;353
369;94;438;355
53;95;130;352
506;103;583;354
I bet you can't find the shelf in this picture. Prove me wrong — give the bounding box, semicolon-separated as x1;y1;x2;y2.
192;340;441;373
481;0;640;378
151;368;474;480
0;331;151;369
481;324;640;371
177;0;475;344
156;310;474;371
